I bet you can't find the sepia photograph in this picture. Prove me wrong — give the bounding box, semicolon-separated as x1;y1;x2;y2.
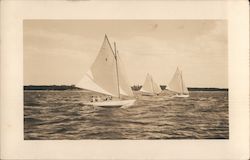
24;20;228;140
1;0;249;159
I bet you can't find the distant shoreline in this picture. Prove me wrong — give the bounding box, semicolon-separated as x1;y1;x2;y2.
23;85;228;91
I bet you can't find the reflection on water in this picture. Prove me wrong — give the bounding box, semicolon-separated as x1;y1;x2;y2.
24;90;228;139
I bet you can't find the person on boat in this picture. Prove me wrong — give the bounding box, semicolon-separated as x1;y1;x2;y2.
90;96;102;102
104;96;112;101
96;96;101;102
90;96;95;102
91;96;98;102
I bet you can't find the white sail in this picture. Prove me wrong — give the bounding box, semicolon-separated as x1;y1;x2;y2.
76;35;133;97
152;80;162;93
180;71;189;94
117;54;134;96
168;67;189;95
76;70;114;96
141;73;161;94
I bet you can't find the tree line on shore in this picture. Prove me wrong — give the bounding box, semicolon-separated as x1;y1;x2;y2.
24;85;228;91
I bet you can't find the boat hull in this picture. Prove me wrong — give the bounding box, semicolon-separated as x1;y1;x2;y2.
173;94;189;98
141;92;156;96
84;99;136;108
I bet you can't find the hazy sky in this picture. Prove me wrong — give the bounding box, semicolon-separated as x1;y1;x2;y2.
24;20;227;88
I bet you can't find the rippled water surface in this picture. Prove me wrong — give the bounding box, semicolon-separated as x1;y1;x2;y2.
24;90;228;139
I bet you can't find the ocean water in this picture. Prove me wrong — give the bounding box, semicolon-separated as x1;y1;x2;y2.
24;90;228;140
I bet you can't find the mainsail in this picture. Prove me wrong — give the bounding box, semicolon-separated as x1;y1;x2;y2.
168;67;189;95
141;73;162;94
76;35;133;97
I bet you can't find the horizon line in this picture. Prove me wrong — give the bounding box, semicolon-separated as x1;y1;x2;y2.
23;84;228;89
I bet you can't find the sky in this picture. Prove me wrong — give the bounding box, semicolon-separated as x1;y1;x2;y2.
24;20;227;88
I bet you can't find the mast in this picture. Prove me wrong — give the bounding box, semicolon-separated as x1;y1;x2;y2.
114;42;121;99
180;71;184;94
150;75;155;94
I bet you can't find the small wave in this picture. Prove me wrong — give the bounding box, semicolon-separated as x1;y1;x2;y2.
24;102;41;106
24;117;44;125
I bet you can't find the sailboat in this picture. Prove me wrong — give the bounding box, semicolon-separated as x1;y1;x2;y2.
140;73;162;96
168;67;189;98
76;35;136;108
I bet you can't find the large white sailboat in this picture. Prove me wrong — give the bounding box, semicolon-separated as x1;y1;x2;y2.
140;73;162;96
168;67;189;98
76;35;135;108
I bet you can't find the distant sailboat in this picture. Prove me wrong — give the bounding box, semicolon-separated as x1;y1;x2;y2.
140;73;162;96
76;35;135;108
168;67;189;97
